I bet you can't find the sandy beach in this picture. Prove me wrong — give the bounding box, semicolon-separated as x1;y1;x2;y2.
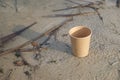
0;0;120;80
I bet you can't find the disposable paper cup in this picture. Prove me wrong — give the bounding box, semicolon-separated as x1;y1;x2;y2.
69;26;92;57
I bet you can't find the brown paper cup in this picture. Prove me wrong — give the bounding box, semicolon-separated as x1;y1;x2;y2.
69;26;92;57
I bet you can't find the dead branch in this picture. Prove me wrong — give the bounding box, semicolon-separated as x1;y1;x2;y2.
65;0;82;5
69;1;103;22
39;35;52;48
0;22;37;44
88;6;103;22
43;12;96;17
53;0;103;22
0;18;72;56
53;1;103;12
18;47;47;52
31;41;41;60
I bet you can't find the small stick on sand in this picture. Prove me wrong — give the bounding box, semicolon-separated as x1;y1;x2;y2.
18;47;47;52
0;22;37;44
53;1;103;12
65;0;82;5
88;6;103;22
58;0;103;22
43;12;96;17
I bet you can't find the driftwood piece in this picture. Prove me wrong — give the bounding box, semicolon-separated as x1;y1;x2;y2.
0;18;72;56
0;22;37;44
43;12;96;17
15;47;47;52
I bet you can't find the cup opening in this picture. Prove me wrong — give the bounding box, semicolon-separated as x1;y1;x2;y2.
69;27;91;38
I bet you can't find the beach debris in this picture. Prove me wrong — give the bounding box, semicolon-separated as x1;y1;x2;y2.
47;60;57;64
14;50;34;66
39;35;52;48
0;18;72;56
89;6;103;22
31;33;54;60
13;60;26;66
53;0;103;12
68;0;103;22
51;0;104;22
31;42;41;60
18;47;47;52
43;12;96;17
0;22;37;45
66;0;82;5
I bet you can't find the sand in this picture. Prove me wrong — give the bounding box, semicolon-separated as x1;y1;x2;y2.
0;0;120;80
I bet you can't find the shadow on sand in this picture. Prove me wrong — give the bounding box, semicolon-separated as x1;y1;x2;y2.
13;25;72;55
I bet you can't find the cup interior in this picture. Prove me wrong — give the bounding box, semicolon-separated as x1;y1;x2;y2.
69;26;91;38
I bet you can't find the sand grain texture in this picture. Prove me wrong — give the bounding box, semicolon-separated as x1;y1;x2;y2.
0;0;120;80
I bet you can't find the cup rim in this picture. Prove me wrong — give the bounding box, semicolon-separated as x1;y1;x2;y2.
69;26;92;39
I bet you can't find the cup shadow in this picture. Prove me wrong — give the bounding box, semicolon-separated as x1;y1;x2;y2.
13;25;72;55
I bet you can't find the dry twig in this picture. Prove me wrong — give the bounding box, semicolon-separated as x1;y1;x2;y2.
0;22;37;44
53;0;103;12
53;0;103;22
88;6;103;22
43;12;96;17
67;0;103;22
18;47;47;52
